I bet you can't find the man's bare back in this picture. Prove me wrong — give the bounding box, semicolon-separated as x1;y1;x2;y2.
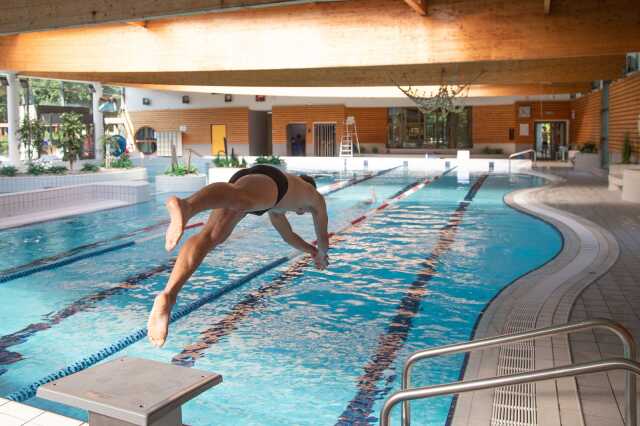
148;166;329;347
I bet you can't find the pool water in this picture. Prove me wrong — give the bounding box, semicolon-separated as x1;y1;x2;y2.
0;171;561;425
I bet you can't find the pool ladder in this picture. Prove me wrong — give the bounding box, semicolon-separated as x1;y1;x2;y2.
508;148;537;174
381;318;639;426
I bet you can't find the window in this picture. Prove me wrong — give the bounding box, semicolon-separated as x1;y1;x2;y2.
134;126;157;155
388;107;472;149
626;53;640;74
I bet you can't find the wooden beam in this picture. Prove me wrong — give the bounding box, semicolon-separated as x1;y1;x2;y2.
0;0;637;75
0;0;344;35
126;21;148;28
544;0;552;14
20;56;625;87
111;83;593;98
403;0;427;15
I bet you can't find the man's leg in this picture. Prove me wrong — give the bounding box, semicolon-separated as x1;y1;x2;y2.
148;208;245;347
165;176;277;251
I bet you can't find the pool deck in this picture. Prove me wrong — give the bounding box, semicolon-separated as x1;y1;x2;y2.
0;397;85;426
453;167;640;426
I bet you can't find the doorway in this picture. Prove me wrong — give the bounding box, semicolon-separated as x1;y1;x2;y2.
313;123;337;157
211;124;227;156
534;121;567;160
286;123;306;156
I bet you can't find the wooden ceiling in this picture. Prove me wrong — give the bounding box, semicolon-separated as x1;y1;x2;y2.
0;0;345;35
1;0;638;94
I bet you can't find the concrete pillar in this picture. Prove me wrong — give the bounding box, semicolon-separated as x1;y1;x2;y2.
6;73;20;166
92;82;104;162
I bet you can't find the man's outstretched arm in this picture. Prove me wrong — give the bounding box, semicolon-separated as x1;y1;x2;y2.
310;193;329;269
269;212;318;257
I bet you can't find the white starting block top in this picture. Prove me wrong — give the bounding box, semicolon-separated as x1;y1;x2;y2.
37;356;222;426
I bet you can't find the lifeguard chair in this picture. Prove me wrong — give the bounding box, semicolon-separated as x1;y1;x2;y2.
339;116;361;157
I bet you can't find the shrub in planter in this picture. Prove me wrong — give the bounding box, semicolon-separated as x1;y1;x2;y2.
254;155;285;166
580;142;598;153
165;164;199;176
81;163;100;172
27;163;47;175
372;147;379;154
213;150;247;168
110;153;133;169
0;165;17;177
481;147;504;155
47;166;68;175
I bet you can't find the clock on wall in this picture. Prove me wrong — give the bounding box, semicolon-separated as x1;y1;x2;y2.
518;105;531;118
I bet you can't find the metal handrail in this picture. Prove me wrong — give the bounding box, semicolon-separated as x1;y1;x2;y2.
185;147;204;158
383;358;640;426
401;318;637;426
508;148;537;173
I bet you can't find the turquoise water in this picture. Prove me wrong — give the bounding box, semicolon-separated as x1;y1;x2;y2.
0;171;561;425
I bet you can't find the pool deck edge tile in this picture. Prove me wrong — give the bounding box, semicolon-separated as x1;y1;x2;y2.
451;169;620;426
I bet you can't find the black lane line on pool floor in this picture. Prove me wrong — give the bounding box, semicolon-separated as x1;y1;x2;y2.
0;168;396;285
0;261;175;370
336;174;489;425
169;173;451;367
0;169;400;373
0;220;169;284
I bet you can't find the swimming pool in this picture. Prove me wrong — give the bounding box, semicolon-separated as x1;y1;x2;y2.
0;170;561;425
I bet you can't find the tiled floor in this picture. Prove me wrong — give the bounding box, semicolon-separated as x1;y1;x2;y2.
535;167;640;426
0;398;85;426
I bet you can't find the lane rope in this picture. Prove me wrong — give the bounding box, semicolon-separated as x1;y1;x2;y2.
170;168;457;367
4;166;408;401
0;168;398;285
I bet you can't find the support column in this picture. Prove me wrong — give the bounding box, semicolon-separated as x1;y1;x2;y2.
6;73;20;166
92;82;104;162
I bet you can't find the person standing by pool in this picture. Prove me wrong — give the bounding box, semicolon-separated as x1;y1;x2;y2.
147;165;330;347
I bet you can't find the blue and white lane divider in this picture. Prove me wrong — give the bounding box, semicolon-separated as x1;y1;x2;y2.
0;167;405;372
5;166;407;402
0;167;398;286
170;168;457;367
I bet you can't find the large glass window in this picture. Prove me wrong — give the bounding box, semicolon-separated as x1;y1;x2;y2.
388;107;472;149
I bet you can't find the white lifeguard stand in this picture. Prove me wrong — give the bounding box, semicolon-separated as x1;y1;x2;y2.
339;116;361;157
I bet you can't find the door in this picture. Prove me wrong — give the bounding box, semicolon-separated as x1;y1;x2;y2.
211;124;227;156
534;121;566;160
313;123;337;157
286;123;306;156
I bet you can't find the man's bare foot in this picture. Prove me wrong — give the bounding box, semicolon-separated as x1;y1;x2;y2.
147;292;173;348
165;196;189;251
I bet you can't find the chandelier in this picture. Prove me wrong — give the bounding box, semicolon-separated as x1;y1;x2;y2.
393;69;482;117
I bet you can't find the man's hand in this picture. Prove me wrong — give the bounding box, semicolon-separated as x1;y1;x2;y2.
313;249;329;270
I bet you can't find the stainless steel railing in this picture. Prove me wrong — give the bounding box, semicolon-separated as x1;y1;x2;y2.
382;358;640;426
399;318;637;426
509;148;537;173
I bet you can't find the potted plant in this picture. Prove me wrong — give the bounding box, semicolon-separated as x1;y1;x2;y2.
573;141;601;172
156;150;207;193
209;149;248;183
55;112;84;170
18;118;46;161
253;155;286;170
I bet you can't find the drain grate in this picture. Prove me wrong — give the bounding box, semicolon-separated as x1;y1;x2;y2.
490;309;538;426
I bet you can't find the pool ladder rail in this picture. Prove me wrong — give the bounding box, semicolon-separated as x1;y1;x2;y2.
508;148;537;174
381;318;638;426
